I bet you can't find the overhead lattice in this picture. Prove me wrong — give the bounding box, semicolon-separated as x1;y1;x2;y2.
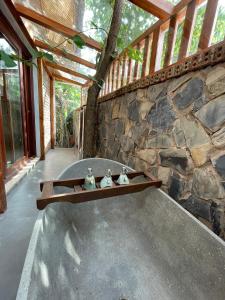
12;0;179;86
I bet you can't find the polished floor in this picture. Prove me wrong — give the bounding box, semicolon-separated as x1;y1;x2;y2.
0;148;77;300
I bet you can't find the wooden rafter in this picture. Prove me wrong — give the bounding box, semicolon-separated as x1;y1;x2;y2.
128;0;174;20
53;74;84;86
42;60;53;79
45;61;90;81
14;3;101;51
4;0;37;50
34;39;96;70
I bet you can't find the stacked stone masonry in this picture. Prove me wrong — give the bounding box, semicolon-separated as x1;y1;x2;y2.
96;64;225;239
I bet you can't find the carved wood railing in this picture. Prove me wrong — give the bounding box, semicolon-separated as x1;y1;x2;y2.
99;0;221;100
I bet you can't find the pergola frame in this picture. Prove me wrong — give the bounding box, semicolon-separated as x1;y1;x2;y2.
53;74;85;87
128;0;174;20
45;61;90;81
14;3;101;51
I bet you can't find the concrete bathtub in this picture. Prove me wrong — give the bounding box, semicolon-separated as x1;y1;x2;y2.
17;158;225;300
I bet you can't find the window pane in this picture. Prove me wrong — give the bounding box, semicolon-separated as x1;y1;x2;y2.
0;37;24;167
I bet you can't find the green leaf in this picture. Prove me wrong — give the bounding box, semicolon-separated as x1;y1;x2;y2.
0;50;17;67
127;47;143;63
42;52;54;62
70;35;86;49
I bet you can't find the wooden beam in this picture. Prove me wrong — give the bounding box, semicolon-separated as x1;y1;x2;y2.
50;78;55;149
45;61;90;81
179;0;197;60
37;58;45;160
54;74;84;86
14;3;101;51
43;60;53;79
34;39;96;70
198;0;219;50
164;15;178;67
128;0;174;20
4;0;36;49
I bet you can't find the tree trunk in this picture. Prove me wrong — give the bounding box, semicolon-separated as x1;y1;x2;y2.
83;0;124;158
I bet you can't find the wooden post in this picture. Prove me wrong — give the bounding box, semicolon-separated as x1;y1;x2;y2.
37;58;45;160
178;0;197;60
50;77;55;149
164;15;177;67
127;58;132;84
108;64;113;93
116;59;121;90
121;54;126;86
198;0;219;50
142;35;151;77
133;43;141;80
150;27;164;73
0;105;6;213
111;62;115;92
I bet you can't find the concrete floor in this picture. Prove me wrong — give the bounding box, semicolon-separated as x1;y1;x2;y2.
0;148;77;300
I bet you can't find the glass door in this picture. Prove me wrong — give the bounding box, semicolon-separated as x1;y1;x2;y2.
0;36;24;172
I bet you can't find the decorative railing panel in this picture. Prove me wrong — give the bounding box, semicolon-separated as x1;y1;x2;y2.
99;0;224;100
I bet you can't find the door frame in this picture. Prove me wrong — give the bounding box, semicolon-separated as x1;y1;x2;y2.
0;11;36;211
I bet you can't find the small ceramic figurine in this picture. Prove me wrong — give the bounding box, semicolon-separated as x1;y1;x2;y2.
117;167;129;185
83;168;96;190
100;169;113;188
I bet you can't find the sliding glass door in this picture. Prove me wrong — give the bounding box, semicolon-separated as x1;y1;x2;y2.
0;36;24;171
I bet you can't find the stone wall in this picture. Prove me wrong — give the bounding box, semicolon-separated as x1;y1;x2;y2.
96;63;225;238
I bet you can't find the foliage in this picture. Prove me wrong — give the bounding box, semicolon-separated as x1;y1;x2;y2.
85;0;156;50
211;4;225;45
188;3;206;55
85;0;157;62
55;82;81;147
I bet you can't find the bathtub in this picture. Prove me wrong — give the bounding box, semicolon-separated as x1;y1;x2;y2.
16;158;225;300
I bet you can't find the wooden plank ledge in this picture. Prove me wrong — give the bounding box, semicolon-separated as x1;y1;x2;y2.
37;171;162;210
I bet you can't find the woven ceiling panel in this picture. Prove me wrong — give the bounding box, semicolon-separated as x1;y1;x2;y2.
22;18;75;52
13;0;75;28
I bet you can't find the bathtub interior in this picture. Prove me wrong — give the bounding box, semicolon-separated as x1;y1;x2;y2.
17;159;225;300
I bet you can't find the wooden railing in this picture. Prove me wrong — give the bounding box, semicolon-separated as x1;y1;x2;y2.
99;0;221;99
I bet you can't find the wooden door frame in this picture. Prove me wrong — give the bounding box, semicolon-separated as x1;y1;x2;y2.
0;11;36;211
